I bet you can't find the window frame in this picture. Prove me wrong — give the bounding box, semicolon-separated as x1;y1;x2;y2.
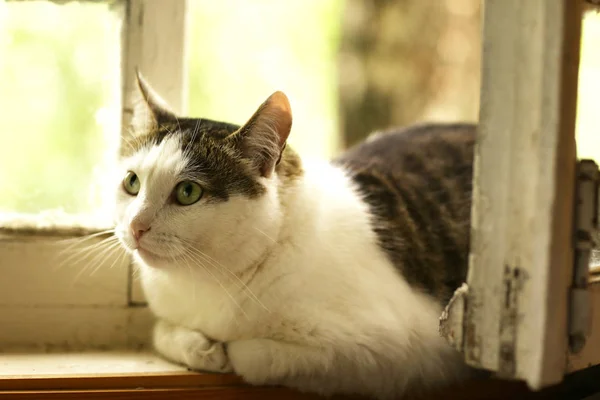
0;0;186;350
2;0;600;394
440;0;600;389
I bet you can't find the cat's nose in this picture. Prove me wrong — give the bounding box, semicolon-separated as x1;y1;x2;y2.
130;220;151;241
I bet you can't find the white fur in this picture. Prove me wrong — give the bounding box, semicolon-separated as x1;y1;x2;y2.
115;137;468;399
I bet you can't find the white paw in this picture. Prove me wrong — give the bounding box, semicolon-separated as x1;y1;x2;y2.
184;339;233;373
153;320;232;374
227;339;271;384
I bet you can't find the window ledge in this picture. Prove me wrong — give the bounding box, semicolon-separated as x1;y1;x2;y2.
1;351;599;400
0;211;110;238
0;351;188;379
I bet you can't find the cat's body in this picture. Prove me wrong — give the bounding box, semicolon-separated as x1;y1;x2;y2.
335;123;474;304
115;75;475;399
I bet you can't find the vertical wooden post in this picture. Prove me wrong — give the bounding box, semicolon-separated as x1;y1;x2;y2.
120;0;188;144
120;0;188;306
458;0;582;389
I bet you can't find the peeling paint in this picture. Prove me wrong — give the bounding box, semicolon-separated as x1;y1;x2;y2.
440;283;468;352
498;264;528;377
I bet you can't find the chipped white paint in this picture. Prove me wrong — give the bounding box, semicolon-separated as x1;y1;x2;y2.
439;283;468;352
442;0;583;390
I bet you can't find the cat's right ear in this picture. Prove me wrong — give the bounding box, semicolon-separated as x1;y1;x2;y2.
132;70;177;133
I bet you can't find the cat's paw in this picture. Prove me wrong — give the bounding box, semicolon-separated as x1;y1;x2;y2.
227;339;273;384
183;339;233;373
153;320;232;374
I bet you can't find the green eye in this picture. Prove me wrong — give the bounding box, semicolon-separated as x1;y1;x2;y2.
123;171;140;195
175;181;203;205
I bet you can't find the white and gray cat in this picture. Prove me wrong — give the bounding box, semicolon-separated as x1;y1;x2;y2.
114;73;476;399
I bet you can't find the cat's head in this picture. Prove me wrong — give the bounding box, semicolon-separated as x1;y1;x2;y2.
114;73;298;271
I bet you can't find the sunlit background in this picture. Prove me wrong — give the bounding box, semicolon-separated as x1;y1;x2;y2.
0;0;598;221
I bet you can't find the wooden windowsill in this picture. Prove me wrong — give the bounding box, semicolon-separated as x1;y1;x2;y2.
0;351;316;399
1;351;599;399
1;273;599;399
0;351;189;378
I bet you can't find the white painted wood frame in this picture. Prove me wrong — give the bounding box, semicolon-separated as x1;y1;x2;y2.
441;0;592;391
120;0;188;306
0;0;187;350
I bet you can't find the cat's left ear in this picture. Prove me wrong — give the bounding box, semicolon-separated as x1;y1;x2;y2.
228;91;292;178
132;70;178;133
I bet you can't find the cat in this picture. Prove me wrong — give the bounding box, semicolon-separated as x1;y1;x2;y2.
114;72;476;399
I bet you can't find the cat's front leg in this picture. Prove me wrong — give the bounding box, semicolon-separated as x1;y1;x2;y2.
227;339;335;393
153;319;232;373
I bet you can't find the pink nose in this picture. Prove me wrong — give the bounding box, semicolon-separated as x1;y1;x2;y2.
130;220;151;241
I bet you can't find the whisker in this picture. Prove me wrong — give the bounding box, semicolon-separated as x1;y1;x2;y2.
180;248;249;319
253;227;277;244
54;229;115;245
169;243;197;304
55;229;116;256
131;261;143;281
175;115;182;134
183;119;201;159
101;246;126;275
88;241;124;276
56;235;119;272
182;243;269;312
106;245;128;271
72;240;122;283
58;232;117;255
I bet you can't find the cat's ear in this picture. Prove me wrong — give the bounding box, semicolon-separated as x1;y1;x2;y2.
132;70;177;133
228;91;292;178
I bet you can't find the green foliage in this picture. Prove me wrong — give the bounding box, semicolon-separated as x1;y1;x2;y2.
2;1;595;216
186;0;344;160
0;1;120;214
0;0;343;216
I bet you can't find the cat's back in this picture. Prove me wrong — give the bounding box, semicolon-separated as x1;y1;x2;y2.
333;123;476;304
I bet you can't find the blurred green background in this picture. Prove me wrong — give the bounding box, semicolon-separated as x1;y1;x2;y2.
0;0;343;217
0;0;598;217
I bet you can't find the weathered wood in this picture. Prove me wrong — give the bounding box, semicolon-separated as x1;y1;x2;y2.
120;0;188;143
568;281;600;371
453;0;583;389
0;0;186;350
119;0;187;310
2;367;600;400
0;352;189;382
439;284;467;352
0;308;153;351
0;236;128;307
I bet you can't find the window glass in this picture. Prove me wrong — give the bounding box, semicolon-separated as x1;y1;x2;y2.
187;0;344;160
577;11;600;163
0;1;121;218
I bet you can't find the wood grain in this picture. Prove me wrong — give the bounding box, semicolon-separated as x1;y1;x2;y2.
0;237;128;307
1;374;598;400
461;0;583;389
0;372;241;391
0;387;321;400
